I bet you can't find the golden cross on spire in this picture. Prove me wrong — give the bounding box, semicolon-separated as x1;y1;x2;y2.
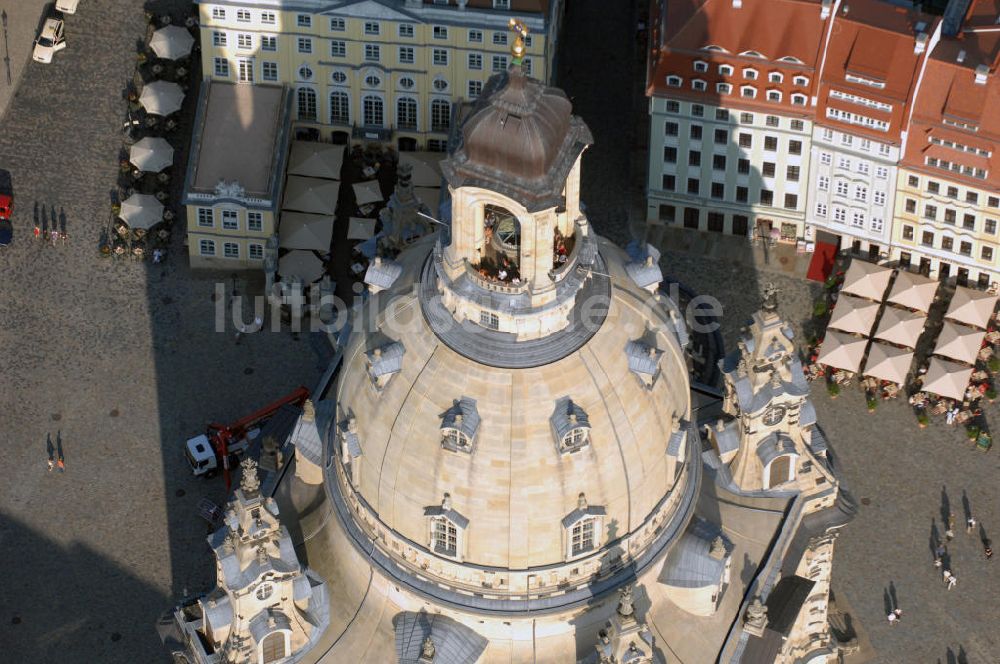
508;18;529;65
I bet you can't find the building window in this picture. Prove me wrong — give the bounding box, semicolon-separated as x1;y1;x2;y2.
833;207;846;223
493;0;511;8
362;95;384;127
736;186;748;202
716;83;732;94
492;55;508;72
815;202;827;218
742;68;758;80
768;72;783;83
692;104;704;117
364;21;380;35
331;40;346;57
820;152;832;165
712;154;726;170
963;214;976;230
223;242;240;258
398;76;415;90
199;239;215;256
767;90;781;102
760;190;773;206
397;97;417;130
237;58;254;82
692;79;706;91
493;31;508;46
666;100;680;114
766;455;794;489
397;46;414;64
197;208;214;227
297;14;311;28
433;25;448;39
329;91;349;124
764;136;778;151
733;215;749;235
213;57;229;78
468;29;483;43
738;133;751;148
431;99;451;132
851;211;865;228
397;22;414;37
942;236;954;251
762;162;775;178
960;241;973;256
661;175;675;191
330;17;345;31
784;193;798;209
297;88;317;121
711;182;725;199
690;125;702;140
659;204;676;222
922;231;934;247
714;128;728;145
664;121;678;137
432;77;448;92
221;209;239;230
928;181;940;194
793;75;809;86
689;151;701;167
248;212;263;232
854;185;867;202
663;146;676;163
687;178;700;195
212;31;226;47
766;115;780;127
789;140;802;155
467;80;482;99
211;8;225;20
427;139;447;152
694;60;708;72
818;176;829;191
430;516;458;557
249;243;264;261
261;35;276;52
905;199;916;213
967;192;979;204
924;204;937;220
237;33;252;49
740;112;753;124
986;219;997;235
433;48;448;66
468;52;483;70
836;180;848;196
571;517;597;556
365;44;380;61
719;64;733;76
787;165;800;182
983;246;994;262
903;225;914;240
740;85;757;98
873;190;885;206
260;11;275;24
297;37;312;54
299;65;314;81
715;108;730;121
876;166;888;179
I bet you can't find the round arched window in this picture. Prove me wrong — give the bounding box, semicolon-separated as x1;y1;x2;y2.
298;65;313;80
331;71;347;84
399;76;415;90
442;428;470;449
562;427;589;450
364;74;381;88
432;77;448;92
255;582;274;601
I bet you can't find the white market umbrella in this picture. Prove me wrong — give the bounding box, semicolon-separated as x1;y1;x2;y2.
283;176;339;215
278;250;325;283
119;193;164;230
279;212;334;251
129;137;174;173
933;321;986;366
398;151;445;187
139;81;185;116
840;259;893;301
863;342;913;385
945;286;998;330
816;330;867;373
923;357;974;401
149;25;195;60
872;306;926;349
827;294;879;336
287;141;344;180
347;217;376;240
353;180;384;206
886;270;938;313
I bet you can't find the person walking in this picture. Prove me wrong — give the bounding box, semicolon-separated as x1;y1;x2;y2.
33;225;40;240
985;540;993;560
967;516;977;534
887;611;898;626
946;513;956;541
893;608;902;621
946;573;957;590
942;569;952;586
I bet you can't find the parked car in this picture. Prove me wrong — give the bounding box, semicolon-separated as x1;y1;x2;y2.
55;0;81;14
32;18;66;64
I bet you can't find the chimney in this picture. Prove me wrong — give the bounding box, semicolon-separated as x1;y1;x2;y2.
821;0;833;19
957;50;966;63
975;64;989;85
915;32;928;55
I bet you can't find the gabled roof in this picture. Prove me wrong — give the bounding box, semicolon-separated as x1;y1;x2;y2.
393;610;488;664
756;432;797;466
440;397;480;439
658;517;731;589
550;397;590;441
367;341;405;378
626;338;664;376
364;257;404;290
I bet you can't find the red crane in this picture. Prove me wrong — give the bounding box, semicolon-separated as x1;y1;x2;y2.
192;386;311;490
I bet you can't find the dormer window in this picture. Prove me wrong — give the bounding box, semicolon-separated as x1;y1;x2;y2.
741;85;757;99
740;50;764;58
626;337;664;387
692;79;707;91
440;398;480;454
366;341;404;390
793;75;809;86
666;75;682;87
742;68;758;80
779;56;804;64
718;64;733;76
717;83;732;94
693;60;708;72
790;93;807;106
551;397;591;453
424;493;468;560
766;90;781;102
757;433;798;490
768;72;783;84
562;493;606;560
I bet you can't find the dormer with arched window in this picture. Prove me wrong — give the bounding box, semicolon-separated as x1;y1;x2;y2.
440;398;480;454
757;433;798;490
561;493;605;560
423;493;469;561
550;397;591;454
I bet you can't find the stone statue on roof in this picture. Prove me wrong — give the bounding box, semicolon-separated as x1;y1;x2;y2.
762;282;780;314
617;584;635;618
240;458;260;495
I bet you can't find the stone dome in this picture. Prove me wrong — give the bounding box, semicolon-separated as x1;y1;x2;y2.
329;234;693;575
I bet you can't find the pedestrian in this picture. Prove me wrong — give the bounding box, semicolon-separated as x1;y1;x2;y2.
56;457;65;473
934;556;942;568
935;543;947;558
945;526;955;541
33;225;40;240
894;608;902;620
967;516;976;534
946;408;956;425
985;540;993;560
152;248;163;263
42;227;49;241
50;230;59;245
887;611;897;626
947;573;957;590
47;458;54;472
942;569;952;584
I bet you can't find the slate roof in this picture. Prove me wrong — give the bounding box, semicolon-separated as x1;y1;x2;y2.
291;414;323;468
658;517;731;589
626;339;664;376
625;257;663;289
201;592;233;631
808;427;829;455
560;503;608;529
340;419;362;459
550;397;590;441
711;419;741;456
367;341;405;378
799;399;817;429
393;611;488;664
667;420;688;457
365;257;404;290
440;397;481;439
421;504;470;529
756;432;797;467
249;609;291;646
765;575;816;635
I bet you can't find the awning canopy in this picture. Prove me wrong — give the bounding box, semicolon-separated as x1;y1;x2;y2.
816;330;867;373
118;193;163;229
353;180;384;206
945;286;998;330
886;270;938;313
933;320;987;365
347;217;376;240
149;25;195;60
278;250;325;283
129;136;174;173
863;342;913;385
872;306;926;349
398;151;445;187
827;294;880;336
923;357;975;401
139;80;185;116
283;176;339;215
279;211;334;251
286;141;345;180
840;259;893;301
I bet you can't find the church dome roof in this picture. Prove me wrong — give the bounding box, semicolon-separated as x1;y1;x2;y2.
328;235;693;573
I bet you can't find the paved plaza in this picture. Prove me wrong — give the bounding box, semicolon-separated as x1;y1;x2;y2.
0;1;995;663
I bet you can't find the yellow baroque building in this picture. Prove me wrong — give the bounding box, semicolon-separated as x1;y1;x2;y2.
196;0;563;151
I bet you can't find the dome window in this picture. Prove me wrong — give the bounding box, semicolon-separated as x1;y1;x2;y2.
338;413;363;484
424;493;469;560
626;335;664;387
757;432;798;490
562;493;606;560
440;398;480;454
366;340;405;390
550;397;590;454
